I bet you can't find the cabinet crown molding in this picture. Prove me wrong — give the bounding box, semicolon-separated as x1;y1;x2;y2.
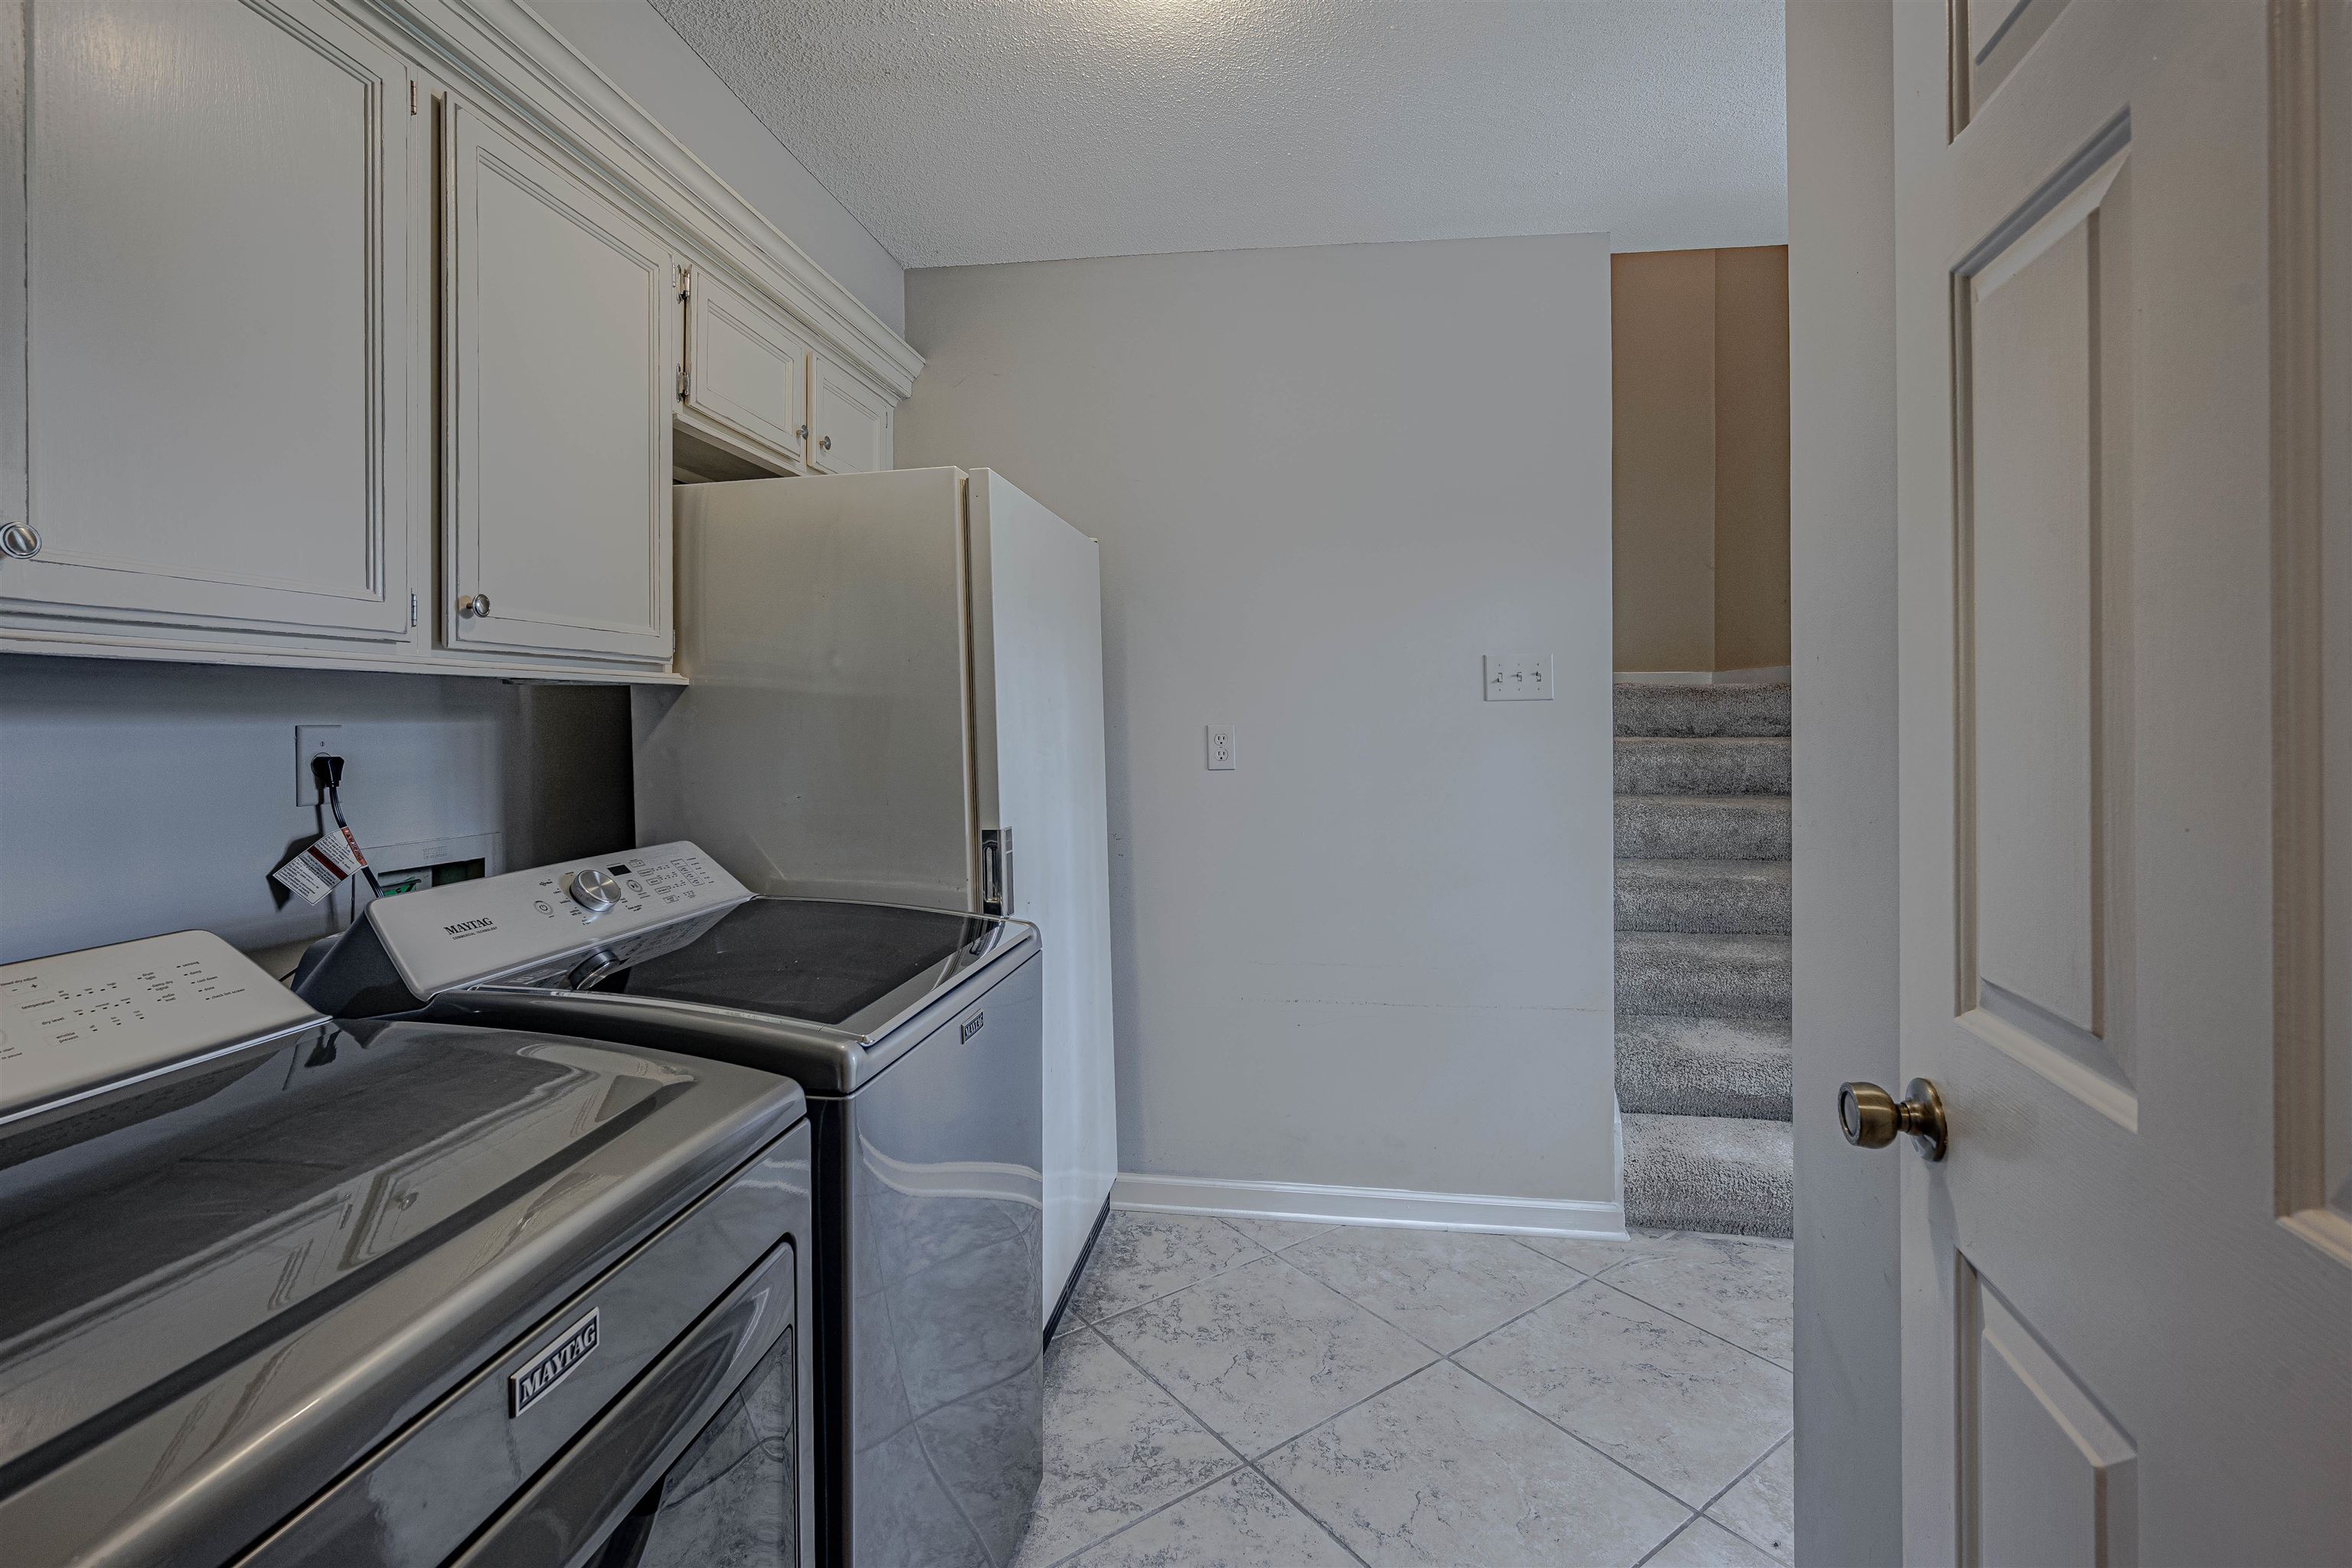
372;0;920;401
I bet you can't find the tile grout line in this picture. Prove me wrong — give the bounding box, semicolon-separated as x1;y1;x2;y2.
1696;1430;1796;1563
1060;1316;1372;1568
1696;1428;1792;1514
1241;1456;1375;1568
1027;1322;1256;1568
1087;1256;1449;1562
1630;1511;1710;1568
1266;1230;1593;1357
1519;1229;1800;1375
1440;1348;1708;1521
1024;1452;1247;1568
1439;1265;1775;1524
1229;1253;1707;1549
1083;1320;1259;1472
1442;1262;1795;1510
1581;1270;1798;1377
1054;1223;1790;1567
1067;1213;1287;1334
1099;1248;1446;1469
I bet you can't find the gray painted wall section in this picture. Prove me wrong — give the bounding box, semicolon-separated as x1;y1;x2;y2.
1788;2;1903;1562
898;236;1619;1210
0;657;630;968
535;0;906;333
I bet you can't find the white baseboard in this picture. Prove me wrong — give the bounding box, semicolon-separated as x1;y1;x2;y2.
1109;1173;1627;1240
1615;665;1792;686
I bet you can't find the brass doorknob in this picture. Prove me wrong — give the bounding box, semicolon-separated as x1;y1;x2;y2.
1838;1078;1948;1162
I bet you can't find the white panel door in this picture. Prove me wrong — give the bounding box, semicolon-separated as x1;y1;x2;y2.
1892;3;2352;1561
808;350;893;475
683;266;812;466
444;98;672;663
969;469;1116;1318
3;0;413;637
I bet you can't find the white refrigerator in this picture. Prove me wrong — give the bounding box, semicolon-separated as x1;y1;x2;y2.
635;466;1117;1318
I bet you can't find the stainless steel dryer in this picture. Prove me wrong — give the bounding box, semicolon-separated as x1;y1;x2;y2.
0;930;815;1568
295;844;1046;1568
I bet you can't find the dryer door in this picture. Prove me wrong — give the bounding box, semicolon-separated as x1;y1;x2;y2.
598;1319;801;1567
450;1228;811;1568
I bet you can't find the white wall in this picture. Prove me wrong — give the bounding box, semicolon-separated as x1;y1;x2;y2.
1788;2;1903;1561
534;0;904;333
0;657;630;968
899;236;1619;1218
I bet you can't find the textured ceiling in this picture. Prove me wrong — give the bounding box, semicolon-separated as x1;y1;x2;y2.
648;0;1787;269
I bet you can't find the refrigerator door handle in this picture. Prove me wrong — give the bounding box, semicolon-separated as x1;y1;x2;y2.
980;828;1014;917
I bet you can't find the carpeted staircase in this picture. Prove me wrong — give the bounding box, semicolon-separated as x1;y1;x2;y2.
1614;682;1794;1238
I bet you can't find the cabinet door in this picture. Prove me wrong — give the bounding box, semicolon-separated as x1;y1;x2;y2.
808;351;893;475
2;0;414;637
683;267;812;465
444;99;673;663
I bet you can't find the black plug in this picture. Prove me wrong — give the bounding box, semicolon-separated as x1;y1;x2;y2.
309;753;381;897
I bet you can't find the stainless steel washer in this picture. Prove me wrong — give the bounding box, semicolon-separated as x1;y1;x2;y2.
296;844;1045;1568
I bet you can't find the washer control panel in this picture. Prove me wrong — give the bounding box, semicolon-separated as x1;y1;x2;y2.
0;931;319;1123
365;842;753;998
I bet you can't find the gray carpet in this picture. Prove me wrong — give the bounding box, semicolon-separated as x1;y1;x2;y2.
1614;682;1794;1239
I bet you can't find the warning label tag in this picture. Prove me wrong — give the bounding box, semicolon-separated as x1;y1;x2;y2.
273;828;371;906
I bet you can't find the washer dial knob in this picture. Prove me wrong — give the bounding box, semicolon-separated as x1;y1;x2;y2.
567;867;619;915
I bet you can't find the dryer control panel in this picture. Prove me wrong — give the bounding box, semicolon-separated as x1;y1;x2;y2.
364;843;753;998
0;931;320;1125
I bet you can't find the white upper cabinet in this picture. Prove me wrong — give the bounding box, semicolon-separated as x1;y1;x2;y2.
0;0;920;678
808;350;893;475
3;0;416;638
443;97;675;665
681;266;814;467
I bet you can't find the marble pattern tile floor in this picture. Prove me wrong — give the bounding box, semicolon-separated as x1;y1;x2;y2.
1015;1213;1795;1567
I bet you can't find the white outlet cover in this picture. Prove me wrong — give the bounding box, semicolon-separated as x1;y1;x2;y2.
1206;724;1236;770
1483;653;1554;701
295;724;343;805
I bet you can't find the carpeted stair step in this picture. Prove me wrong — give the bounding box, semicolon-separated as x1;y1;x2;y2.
1615;682;1791;739
1614;736;1792;797
1615;795;1792;861
1615;858;1791;935
1622;1112;1793;1237
1616;1017;1793;1119
1617;931;1792;1019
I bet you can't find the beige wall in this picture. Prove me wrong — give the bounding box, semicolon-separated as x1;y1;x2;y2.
1612;246;1792;671
1714;247;1793;670
1612;250;1720;671
899;236;1622;1220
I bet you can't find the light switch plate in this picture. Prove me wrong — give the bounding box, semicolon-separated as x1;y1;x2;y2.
1483;653;1554;701
1206;724;1236;770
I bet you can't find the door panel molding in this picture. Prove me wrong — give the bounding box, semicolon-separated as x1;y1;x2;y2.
1951;121;2138;1129
1958;1259;2138;1568
2272;0;2352;1266
1950;0;2077;135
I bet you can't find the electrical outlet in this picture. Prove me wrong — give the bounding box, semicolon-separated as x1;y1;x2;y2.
295;724;343;805
1206;724;1236;770
1483;652;1554;701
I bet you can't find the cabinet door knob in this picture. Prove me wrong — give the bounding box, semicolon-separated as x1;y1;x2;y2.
795;424;808;441
458;592;492;619
818;434;831;452
1838;1078;1948;1161
0;522;41;560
